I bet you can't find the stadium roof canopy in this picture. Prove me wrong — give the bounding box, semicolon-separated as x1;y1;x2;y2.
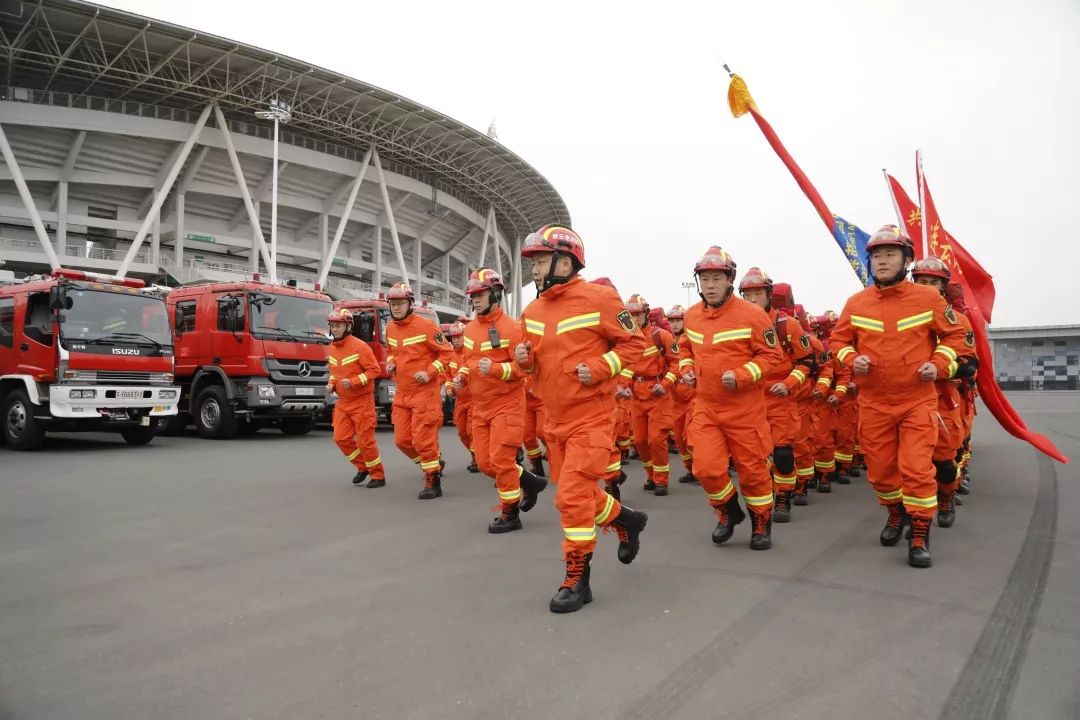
0;0;570;240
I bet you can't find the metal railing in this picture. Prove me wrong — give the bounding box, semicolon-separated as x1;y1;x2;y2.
65;243;149;264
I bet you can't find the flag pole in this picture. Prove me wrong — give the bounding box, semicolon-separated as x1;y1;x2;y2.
883;169;906;230
916;150;929;257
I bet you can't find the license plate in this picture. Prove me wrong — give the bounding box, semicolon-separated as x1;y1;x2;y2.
117;390;141;400
295;387;315;396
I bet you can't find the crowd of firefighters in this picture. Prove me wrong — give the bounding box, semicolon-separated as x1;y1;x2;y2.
324;223;979;613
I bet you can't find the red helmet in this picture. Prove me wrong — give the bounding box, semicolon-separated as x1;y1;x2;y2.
792;304;812;332
327;307;353;325
694;246;736;277
625;293;649;314
465;268;504;296
738;267;773;293
521;225;586;267
911;256;951;282
945;282;968;312
866;224;915;258
387;282;414;301
771;282;794;310
667;305;686;320
447;321;466;337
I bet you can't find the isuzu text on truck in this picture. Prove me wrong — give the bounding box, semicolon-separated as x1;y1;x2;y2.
166;278;333;438
0;269;179;450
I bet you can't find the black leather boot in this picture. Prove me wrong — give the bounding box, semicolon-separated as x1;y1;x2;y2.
466;453;480;473
612;505;648;564
937;492;956;528
880;503;907;546
518;467;548;512
530;457;546;477
550;553;593;613
677;472;697;484
817;470;832;493
834;467;850;485
488;502;522;533
749;508;773;550
908;516;932;568
418;471;442;500
773;491;792;523
352;470;369;486
711;494;746;545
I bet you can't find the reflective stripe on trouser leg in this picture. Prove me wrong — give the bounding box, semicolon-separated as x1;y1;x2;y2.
550;417;618;557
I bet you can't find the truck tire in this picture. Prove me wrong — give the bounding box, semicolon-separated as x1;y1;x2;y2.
280;416;315;436
2;388;47;451
121;425;156;446
194;386;237;439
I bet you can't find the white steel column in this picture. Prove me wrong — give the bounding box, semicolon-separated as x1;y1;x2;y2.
477;208;493;266
251;202;261;273
374;219;383;290
56;181;68;257
270;116;280;277
511;236;522;317
211;103;274;279
175;192;185;277
116;102;212;279
0;123;62;271
490;207;501;274
372;149;411;286
318;213;328;268
317;145;373;287
414;235;422;299
151;191;161;267
442;253;451;304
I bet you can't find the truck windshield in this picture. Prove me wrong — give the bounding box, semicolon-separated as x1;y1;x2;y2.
248;292;331;344
59;288;173;347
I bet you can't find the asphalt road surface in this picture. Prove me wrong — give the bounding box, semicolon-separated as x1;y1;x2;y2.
1;393;1077;720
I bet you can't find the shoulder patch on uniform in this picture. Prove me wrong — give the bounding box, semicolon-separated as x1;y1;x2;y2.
799;334;811;350
763;328;778;348
616;310;635;332
820;350;830;363
965;330;975;348
670;341;680;354
944;306;958;325
434;331;446;344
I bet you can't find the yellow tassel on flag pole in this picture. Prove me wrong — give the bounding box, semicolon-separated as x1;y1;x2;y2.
727;73;758;118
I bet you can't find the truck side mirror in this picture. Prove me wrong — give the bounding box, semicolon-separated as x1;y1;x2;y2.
49;285;72;310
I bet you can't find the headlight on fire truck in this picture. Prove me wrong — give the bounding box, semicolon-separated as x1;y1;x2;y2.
257;385;276;398
159;389;178;400
68;389;97;399
148;373;174;384
63;370;97;382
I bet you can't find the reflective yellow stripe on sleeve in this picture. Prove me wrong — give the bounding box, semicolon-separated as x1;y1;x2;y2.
743;361;762;382
602;351;622;377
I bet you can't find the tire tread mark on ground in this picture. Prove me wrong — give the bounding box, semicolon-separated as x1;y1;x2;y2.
937;452;1058;720
618;512;882;720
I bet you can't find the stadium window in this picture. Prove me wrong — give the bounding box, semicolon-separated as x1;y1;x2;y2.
1031;340;1044;347
1055;340;1066;347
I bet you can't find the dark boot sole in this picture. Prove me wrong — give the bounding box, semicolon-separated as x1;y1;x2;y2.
773;510;791;523
654;486;668;496
792;495;809;506
750;538;772;550
366;479;386;489
549;587;593;613
488;520;523;534
908;554;933;568
817;485;832;494
937;513;956;528
880;530;904;547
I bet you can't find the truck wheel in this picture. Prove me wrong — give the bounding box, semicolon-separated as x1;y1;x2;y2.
2;389;46;451
194;386;237;439
280;416;315;436
121;425;156;446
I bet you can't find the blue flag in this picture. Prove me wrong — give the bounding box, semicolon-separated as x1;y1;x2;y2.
832;216;871;287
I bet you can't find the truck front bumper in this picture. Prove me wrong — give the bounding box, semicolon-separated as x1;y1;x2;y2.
244;383;326;416
48;385;180;419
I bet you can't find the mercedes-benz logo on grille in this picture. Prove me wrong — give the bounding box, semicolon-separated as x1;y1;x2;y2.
297;361;311;378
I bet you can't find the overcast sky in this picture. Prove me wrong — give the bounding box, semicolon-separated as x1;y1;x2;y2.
111;0;1080;326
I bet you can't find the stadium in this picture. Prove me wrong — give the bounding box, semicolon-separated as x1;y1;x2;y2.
0;0;569;319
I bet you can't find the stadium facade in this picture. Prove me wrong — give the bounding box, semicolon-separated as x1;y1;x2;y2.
989;325;1080;391
0;0;569;319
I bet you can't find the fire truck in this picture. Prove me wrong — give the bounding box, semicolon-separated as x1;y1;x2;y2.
330;296;442;424
165;277;333;438
0;269;180;450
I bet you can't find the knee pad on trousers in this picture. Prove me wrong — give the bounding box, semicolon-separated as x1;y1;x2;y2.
773;445;795;475
934;459;957;486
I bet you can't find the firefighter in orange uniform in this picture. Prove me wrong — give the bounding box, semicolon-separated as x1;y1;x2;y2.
590;277;631;500
515;225;649;613
737;270;816;522
446;321;478;472
326;308;385;487
808;314;843;492
946;282;978;495
679;247;786;550
667;305;697;484
911;258;978;528
830;227;972;568
385;282;455;500
622;293;679;495
793;312;829;504
455;269;547;532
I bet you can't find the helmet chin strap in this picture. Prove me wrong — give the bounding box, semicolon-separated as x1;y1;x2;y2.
540;251;572;293
477;290;499;316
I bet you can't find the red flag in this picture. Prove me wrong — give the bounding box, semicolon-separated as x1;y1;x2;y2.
886;173;1068;464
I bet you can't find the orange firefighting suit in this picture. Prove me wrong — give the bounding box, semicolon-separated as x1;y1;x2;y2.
622;324;680;487
517;276;647;560
523;376;547;465
678;295;786;518
831;282;972;520
447;346;473;454
794;335;831;493
459;306;528;506
834;382;859;473
328;335;384;479
932;310;975;494
763;309;815;496
386;312;455;477
812;350;848;479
